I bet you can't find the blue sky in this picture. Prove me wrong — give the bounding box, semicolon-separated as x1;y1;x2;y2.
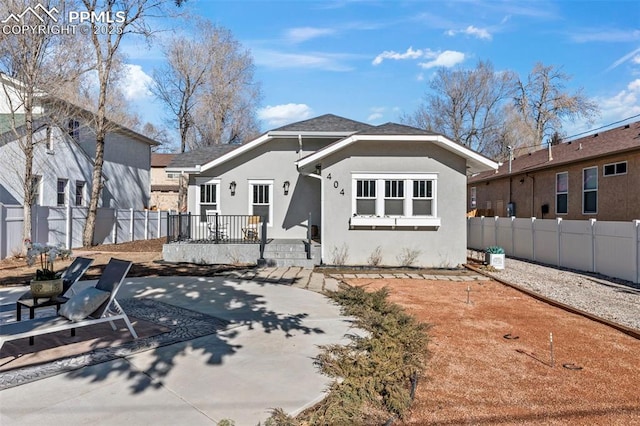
120;0;640;139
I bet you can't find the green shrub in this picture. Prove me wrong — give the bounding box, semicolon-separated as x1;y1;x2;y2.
485;246;505;254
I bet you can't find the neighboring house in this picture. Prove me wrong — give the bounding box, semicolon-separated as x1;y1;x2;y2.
468;121;640;221
166;114;497;267
0;74;157;210
150;153;179;211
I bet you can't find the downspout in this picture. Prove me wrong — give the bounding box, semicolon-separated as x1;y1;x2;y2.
298;134;303;159
507;146;513;215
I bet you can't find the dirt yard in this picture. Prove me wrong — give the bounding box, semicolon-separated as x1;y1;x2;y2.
349;278;640;425
0;238;243;287
2;242;639;424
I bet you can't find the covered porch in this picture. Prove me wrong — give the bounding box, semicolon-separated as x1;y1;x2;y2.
162;213;320;267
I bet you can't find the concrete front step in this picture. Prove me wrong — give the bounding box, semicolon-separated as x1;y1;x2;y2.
262;258;318;268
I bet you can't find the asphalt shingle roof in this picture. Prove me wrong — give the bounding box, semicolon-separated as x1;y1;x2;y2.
151;153;176;167
272;114;373;133
167;144;242;168
357;122;439;136
469;121;640;183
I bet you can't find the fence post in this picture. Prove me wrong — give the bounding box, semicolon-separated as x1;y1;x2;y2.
494;216;499;248
259;216;267;260
0;204;5;259
556;217;563;267
144;209;149;240
634;220;640;284
112;209;118;244
66;204;72;250
480;216;485;248
129;208;134;242
510;216;515;255
531;217;536;262
590;218;596;273
157;210;161;239
214;213;220;244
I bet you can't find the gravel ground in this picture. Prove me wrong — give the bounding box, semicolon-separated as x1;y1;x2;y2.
473;253;640;332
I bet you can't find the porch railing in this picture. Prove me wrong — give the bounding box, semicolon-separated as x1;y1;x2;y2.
167;213;267;246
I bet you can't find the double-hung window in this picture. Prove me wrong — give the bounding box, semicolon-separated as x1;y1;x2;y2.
412;180;433;216
384;180;404;216
57;179;68;206
556;172;568;214
75;181;85;206
355;180;376;215
583;167;597;214
351;173;439;227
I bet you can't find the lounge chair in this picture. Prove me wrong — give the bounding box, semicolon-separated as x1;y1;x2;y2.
17;256;94;311
0;258;138;351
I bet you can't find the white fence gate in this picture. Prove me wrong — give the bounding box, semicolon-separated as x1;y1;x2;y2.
0;203;169;260
468;217;640;284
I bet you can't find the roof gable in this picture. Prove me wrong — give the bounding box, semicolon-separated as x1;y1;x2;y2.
357;122;438;136
469;121;640;183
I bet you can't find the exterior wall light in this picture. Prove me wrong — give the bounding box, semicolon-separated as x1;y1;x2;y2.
229;181;236;196
283;180;290;195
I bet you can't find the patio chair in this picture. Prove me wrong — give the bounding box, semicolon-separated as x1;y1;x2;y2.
0;258;138;351
16;256;94;326
242;215;261;241
206;210;229;241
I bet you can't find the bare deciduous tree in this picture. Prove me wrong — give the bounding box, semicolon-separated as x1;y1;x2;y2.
0;0;90;249
152;19;261;210
514;62;599;147
402;61;516;158
79;0;185;246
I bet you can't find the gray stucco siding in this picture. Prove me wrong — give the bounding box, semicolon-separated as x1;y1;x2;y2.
188;138;331;239
320;140;468;267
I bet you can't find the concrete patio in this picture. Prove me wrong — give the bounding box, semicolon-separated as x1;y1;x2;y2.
0;269;350;425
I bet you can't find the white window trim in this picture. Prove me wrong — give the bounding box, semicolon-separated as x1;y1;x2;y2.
351;173;440;228
555;172;568;215
196;178;221;214
32;175;42;205
603;161;627;177
582;167;598;215
57;178;68;206
75;180;86;207
248;179;274;227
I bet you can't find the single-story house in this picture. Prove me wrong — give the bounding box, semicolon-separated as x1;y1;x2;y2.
164;114;498;267
468;120;640;221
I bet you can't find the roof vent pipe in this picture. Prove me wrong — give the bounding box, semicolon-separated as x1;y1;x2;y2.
548;142;553;161
579;143;583;150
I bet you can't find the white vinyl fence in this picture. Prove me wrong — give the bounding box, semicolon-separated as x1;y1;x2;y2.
0;203;169;260
468;217;640;284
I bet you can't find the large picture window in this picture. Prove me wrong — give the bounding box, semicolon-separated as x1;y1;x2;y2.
556;172;568;214
351;173;439;227
583;167;597;214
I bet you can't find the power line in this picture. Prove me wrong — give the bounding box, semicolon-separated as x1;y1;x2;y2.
564;114;640;141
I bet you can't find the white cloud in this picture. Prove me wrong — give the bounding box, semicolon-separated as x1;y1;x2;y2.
121;64;153;100
587;79;640;130
367;106;386;122
254;49;353;72
258;104;313;127
372;47;424;65
606;47;640;71
633;55;640;65
445;25;492;40
286;27;335;43
419;50;465;69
